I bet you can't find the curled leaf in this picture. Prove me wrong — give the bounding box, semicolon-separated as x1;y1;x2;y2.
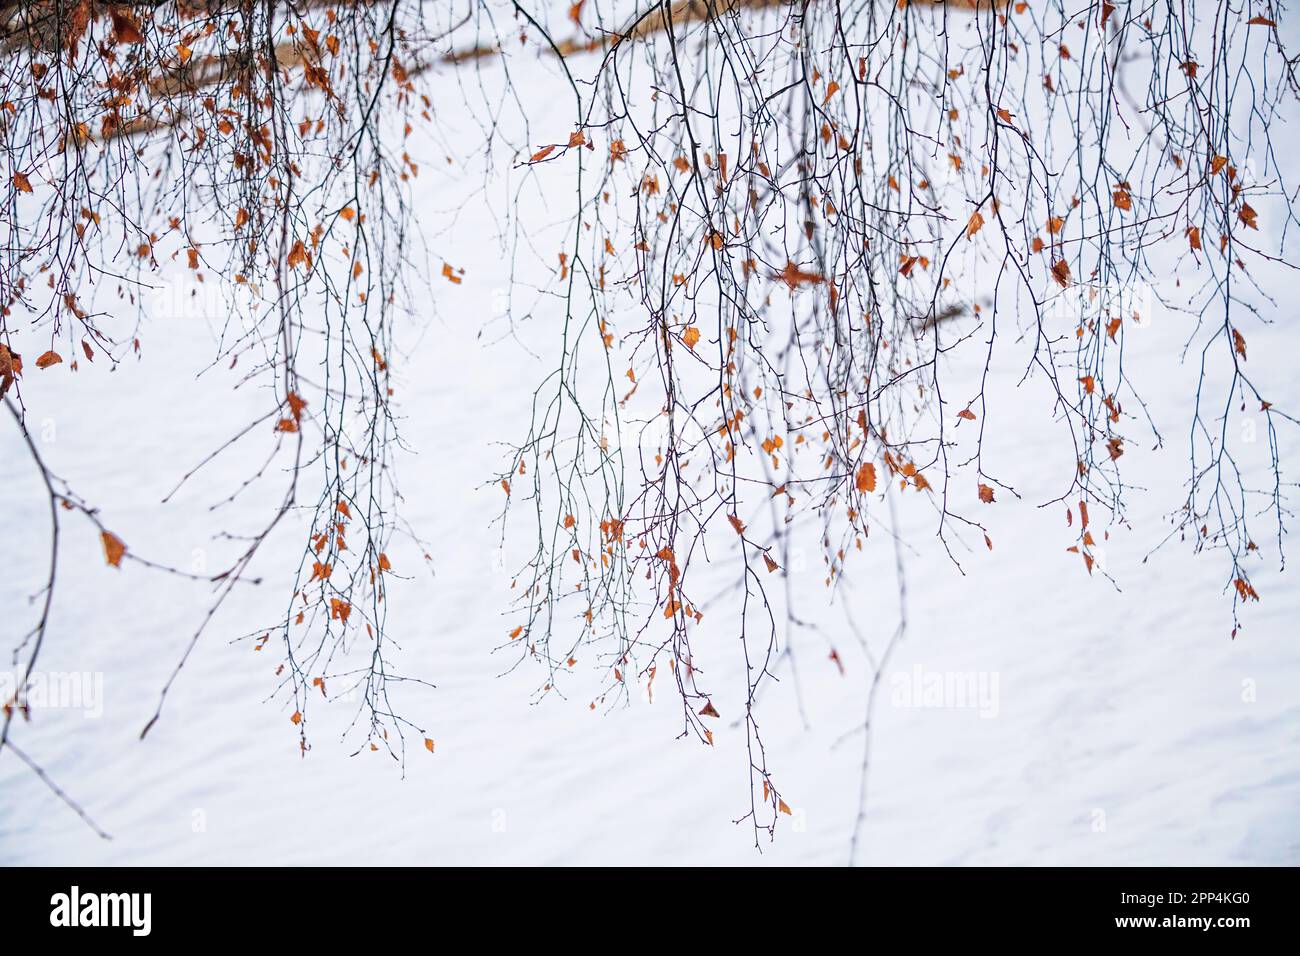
1051;259;1071;288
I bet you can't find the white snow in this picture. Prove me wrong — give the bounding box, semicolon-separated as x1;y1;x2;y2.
2;22;1298;866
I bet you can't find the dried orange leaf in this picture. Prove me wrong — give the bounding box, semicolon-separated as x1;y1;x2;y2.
101;531;126;567
855;462;877;493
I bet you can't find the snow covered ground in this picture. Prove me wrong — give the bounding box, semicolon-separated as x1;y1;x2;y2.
3;31;1299;866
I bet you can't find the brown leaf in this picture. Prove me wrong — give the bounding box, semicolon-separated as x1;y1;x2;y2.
424;737;435;754
12;171;32;193
1051;259;1071;288
978;483;995;503
101;531;126;568
111;9;144;44
965;210;985;240
698;700;720;718
683;326;700;349
1232;328;1247;360
35;350;62;369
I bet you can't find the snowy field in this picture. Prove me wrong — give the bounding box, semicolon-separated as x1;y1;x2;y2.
3;26;1299;866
